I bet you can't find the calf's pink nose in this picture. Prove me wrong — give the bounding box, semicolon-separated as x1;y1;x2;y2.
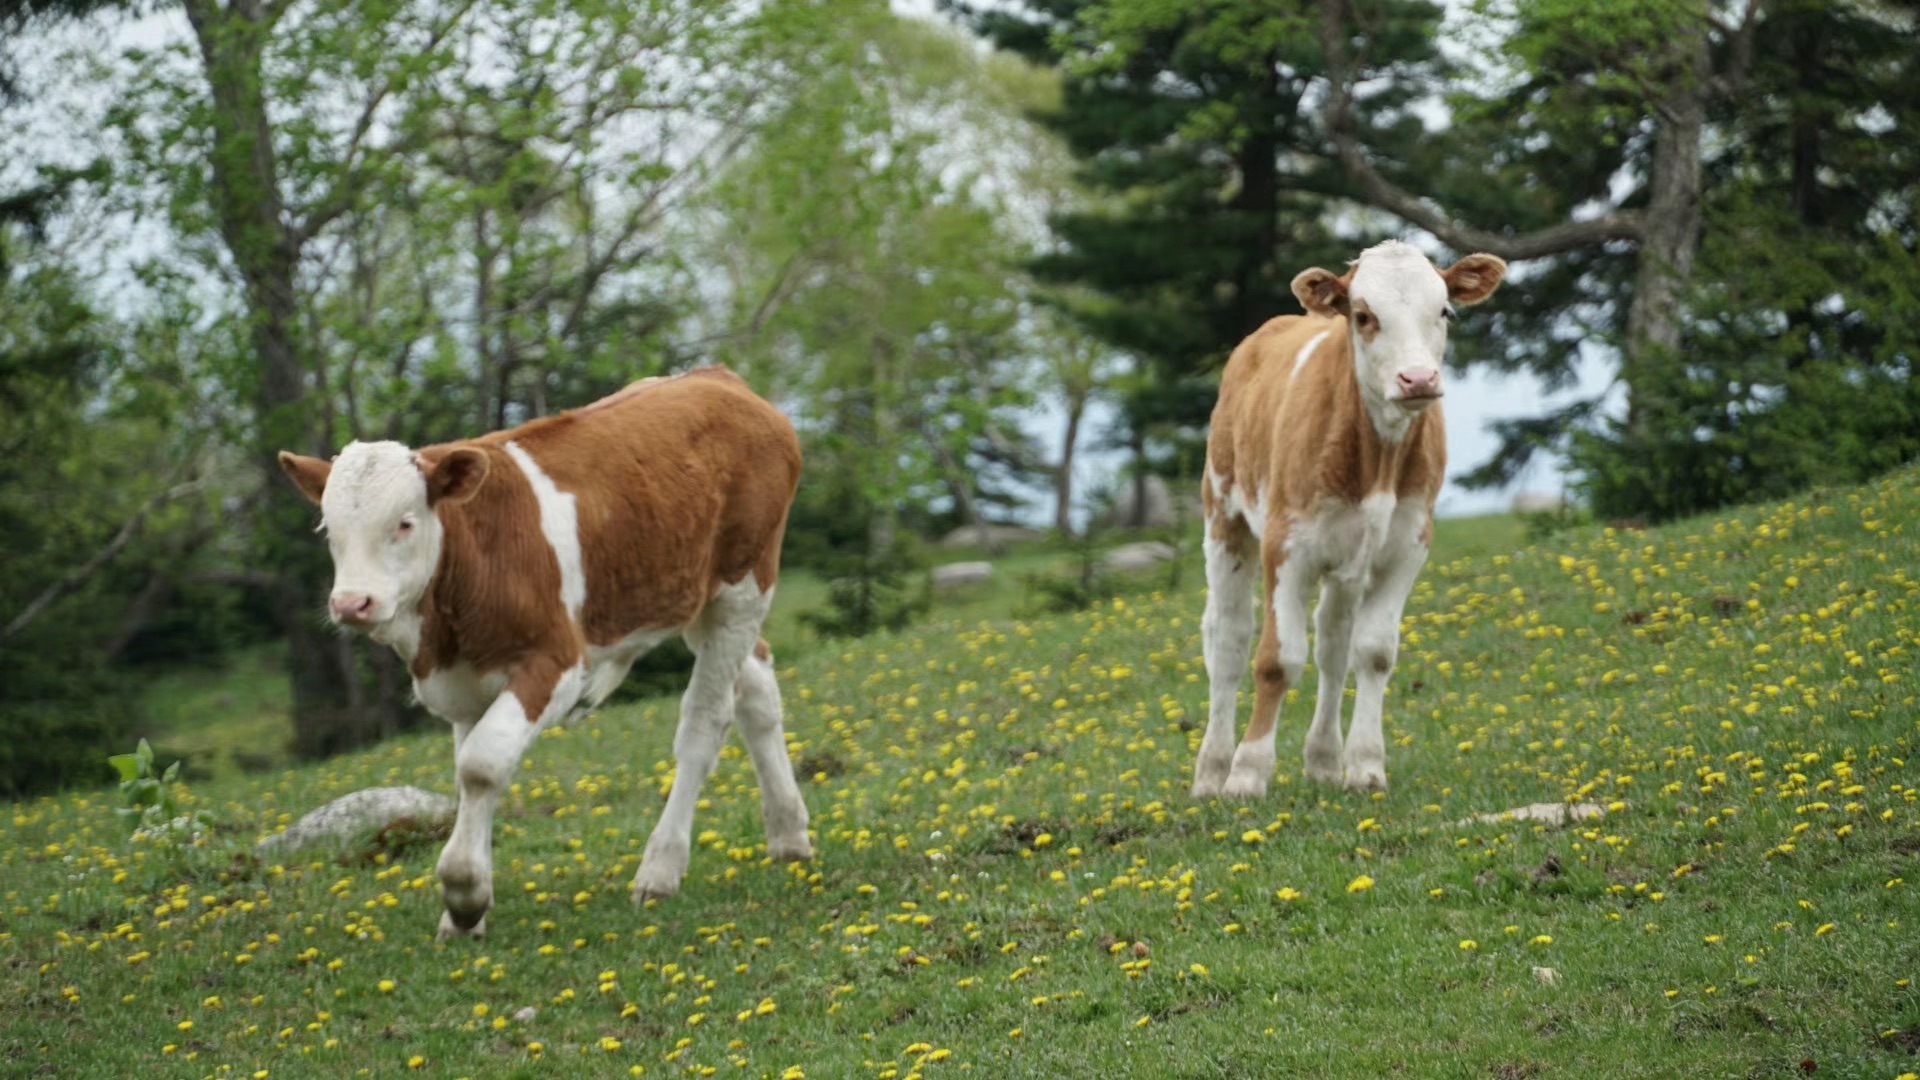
1396;370;1442;399
330;593;375;622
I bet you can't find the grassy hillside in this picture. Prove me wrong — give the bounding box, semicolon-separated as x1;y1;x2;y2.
6;485;1918;1077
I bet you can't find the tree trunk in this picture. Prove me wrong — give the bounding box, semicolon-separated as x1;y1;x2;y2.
1230;55;1282;339
1128;427;1149;529
1055;395;1084;536
866;335;900;554
184;0;408;760
926;426;993;553
1620;34;1711;441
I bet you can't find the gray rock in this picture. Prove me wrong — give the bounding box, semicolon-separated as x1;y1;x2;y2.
257;785;455;854
1101;541;1177;574
931;561;994;591
1103;474;1180;529
1510;492;1568;515
936;523;1045;549
1453;801;1605;829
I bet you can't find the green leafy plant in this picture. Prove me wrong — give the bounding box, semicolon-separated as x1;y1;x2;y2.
108;738;211;844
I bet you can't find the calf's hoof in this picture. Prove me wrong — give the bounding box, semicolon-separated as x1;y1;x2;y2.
767;834;813;863
437;907;488;941
1190;753;1233;799
633;842;688;902
1220;773;1269;800
1343;766;1388;794
1303;748;1345;788
1220;744;1274;799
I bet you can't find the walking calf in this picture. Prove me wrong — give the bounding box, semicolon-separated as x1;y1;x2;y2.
278;368;810;937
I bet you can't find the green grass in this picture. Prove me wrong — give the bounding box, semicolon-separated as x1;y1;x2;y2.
137;648;293;779
128;518;1508;778
8;496;1918;1078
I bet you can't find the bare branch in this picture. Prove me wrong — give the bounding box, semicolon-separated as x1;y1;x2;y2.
2;478;204;644
293;0;482;247
671;251;807;359
1316;0;1645;260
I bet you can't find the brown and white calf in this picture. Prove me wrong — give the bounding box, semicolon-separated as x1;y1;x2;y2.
1192;241;1505;799
277;368;809;938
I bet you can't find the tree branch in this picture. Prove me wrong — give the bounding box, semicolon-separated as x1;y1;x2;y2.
1710;0;1765;99
1316;0;1645;260
2;478;203;644
292;0;481;247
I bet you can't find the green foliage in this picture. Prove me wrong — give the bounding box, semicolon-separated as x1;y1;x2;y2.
107;737;211;843
1018;482;1119;614
0;657;133;798
1563;0;1920;522
1018;536;1115;615
708;10;1046;587
799;535;930;641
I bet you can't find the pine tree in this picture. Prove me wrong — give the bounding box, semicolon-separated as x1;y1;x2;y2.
945;0;1452;475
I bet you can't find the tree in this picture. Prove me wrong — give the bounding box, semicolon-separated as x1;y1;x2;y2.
82;0;785;757
946;0;1450;479
1312;0;1764;495
1320;0;1920;518
0;215;239;793
709;11;1040;560
1032;303;1117;534
1566;0;1920;516
143;0;484;756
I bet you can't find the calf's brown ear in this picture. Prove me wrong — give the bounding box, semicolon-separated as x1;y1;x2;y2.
278;452;332;505
1442;253;1507;305
1291;267;1351;317
424;446;490;506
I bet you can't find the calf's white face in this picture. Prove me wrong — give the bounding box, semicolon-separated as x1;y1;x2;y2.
1291;240;1506;414
278;442;490;632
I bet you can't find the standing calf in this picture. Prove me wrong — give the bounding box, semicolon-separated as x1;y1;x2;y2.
278;368;810;937
1193;241;1505;798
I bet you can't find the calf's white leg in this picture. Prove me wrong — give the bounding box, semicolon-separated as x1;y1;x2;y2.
1344;543;1426;792
438;667;583;940
1223;552;1310;798
1300;583;1359;787
1194;518;1258;798
734;641;812;862
635;575;771;900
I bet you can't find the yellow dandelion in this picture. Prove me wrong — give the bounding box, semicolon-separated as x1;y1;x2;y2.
1347;875;1375;894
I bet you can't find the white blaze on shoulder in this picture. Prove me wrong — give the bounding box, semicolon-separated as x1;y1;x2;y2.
1291;330;1332;380
504;440;586;619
